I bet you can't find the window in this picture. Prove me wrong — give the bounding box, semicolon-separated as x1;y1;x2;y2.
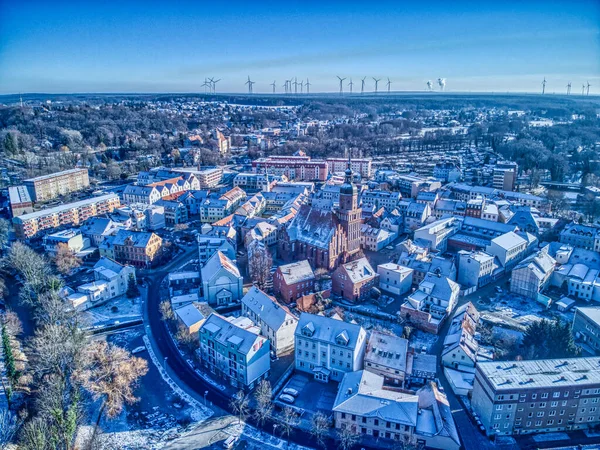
541;393;548;399
553;392;560;398
551;402;558;407
496;405;503;411
532;394;537;400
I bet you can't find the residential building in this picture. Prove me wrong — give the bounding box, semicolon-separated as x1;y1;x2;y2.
198;313;270;390
197;235;236;264
441;303;492;394
13;193;121;239
8;185;34;216
413;217;460;252
252;155;328;181
332;257;378;303
295;313;367;382
107;229;163;268
364;331;409;386
472;357;600;436
332;371;460;450
510;249;556;299
273;260;316;304
43;229;87;255
327;157;372;179
201;251;243;306
493;161;518;191
433;162;462;183
241;286;298;356
404;202;431;232
377;263;413;296
560;222;600;252
400;273;460;334
486;231;528;270
24;168;90;202
66;257;135;310
174;302;212;337
360;224;396;251
233;172;279;192
80;217;122;246
573;307;600;355
361;190;402;210
457;250;497;288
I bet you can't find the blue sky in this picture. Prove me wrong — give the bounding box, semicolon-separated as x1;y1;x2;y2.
1;0;599;94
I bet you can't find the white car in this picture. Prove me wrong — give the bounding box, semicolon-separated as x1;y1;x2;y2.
282;388;299;397
279;394;295;404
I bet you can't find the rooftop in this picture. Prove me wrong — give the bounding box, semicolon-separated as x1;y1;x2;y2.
477;357;600;391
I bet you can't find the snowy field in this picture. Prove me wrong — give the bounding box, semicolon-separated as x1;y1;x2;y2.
80;295;142;328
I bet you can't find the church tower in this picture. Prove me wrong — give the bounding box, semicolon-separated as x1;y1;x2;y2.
337;159;362;254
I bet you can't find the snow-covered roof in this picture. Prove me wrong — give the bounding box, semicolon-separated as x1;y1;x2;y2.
277;260;315;285
333;370;418;426
341;257;376;284
175;303;205;328
241;286;297;331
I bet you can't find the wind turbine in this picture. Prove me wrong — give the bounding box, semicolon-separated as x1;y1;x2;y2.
305;78;311;94
293;77;298;95
208;78;215;93
587;81;591;96
337;76;346;94
437;78;446;91
282;80;288;94
299;80;304;94
386;78;392;93
212;79;221;93
271;81;276;93
582;83;586;96
348;79;354;94
245;76;255;94
372;77;381;93
426;80;433;91
202;78;209;94
361;77;366;94
567;82;571;95
542;77;547;95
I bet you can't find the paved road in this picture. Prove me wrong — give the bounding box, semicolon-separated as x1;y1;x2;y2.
430;292;494;450
141;249;349;450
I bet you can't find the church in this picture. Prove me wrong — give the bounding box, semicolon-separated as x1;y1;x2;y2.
278;162;362;270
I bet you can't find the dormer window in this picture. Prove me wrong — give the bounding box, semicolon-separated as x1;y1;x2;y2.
336;330;350;346
302;322;315;337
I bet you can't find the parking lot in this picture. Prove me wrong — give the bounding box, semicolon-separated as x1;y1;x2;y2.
278;372;338;415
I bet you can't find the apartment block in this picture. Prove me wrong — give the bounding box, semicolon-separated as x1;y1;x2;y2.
24;168;90;202
327;158;372;179
295;313;367;382
13;193;121;239
252;155;328;181
198;313;270;390
472;357;600;436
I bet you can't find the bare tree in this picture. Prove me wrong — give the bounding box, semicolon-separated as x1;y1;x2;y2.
0;403;18;447
159;300;174;321
76;340;148;419
7;242;51;289
0;218;9;253
175;325;198;351
54;243;82;275
337;425;359;450
280;406;300;447
18;417;50;450
2;310;22;337
248;242;273;290
229;390;249;425
253;380;273;431
310;411;330;448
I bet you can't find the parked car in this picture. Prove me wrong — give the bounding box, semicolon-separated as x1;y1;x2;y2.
279;394;295;404
282;388;299;397
223;435;237;449
495;286;503;293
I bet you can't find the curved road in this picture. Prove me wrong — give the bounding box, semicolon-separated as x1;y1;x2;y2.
140;249;352;449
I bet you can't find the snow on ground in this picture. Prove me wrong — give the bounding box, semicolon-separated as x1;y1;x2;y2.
409;329;439;352
142;335;213;424
80;295;142;328
532;432;570;442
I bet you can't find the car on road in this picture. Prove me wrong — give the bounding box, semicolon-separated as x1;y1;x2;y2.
282;388;299;397
279;394;295;404
495;286;503;293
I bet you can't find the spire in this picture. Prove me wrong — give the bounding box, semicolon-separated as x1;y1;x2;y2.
345;153;352;183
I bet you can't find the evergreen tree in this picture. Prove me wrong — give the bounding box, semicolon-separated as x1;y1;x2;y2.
522;319;580;360
126;273;139;298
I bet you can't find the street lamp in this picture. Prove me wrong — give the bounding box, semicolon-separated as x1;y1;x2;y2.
273;424;279;437
204;390;208;406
